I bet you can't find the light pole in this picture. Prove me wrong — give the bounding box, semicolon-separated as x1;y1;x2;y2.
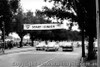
96;0;99;67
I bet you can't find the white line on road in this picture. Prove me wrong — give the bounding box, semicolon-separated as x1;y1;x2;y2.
36;55;59;67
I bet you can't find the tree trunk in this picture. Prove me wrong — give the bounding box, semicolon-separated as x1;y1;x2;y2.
87;35;96;60
30;33;34;47
31;38;34;47
19;36;23;48
82;24;85;57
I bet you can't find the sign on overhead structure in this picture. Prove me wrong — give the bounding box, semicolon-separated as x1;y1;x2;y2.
23;24;64;30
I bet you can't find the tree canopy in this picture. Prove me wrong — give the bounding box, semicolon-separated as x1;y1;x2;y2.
40;0;96;37
0;0;20;35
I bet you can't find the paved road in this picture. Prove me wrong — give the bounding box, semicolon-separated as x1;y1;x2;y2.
0;47;82;67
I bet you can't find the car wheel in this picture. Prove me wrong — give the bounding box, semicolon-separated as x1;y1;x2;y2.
45;49;47;51
71;48;74;51
36;49;38;51
63;50;65;51
56;49;58;51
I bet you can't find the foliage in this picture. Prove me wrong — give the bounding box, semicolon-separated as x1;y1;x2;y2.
0;0;20;35
42;0;96;37
40;6;76;20
12;8;27;47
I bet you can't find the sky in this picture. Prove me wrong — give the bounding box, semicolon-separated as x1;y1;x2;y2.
20;0;53;12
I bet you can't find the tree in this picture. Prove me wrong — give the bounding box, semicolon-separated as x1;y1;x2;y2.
73;0;96;60
13;8;28;48
0;0;20;35
80;0;96;60
42;0;96;60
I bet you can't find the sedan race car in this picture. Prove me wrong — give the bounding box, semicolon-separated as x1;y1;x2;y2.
35;41;46;51
45;42;59;51
61;41;73;51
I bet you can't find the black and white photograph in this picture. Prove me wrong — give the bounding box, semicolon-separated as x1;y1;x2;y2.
0;0;99;67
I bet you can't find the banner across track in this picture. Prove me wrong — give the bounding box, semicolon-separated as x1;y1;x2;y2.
23;24;65;30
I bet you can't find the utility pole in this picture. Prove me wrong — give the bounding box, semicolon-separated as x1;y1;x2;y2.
96;0;99;67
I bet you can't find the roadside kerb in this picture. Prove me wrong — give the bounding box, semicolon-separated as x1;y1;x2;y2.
0;47;35;55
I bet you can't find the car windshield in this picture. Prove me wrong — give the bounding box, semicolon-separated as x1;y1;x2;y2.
37;41;45;45
48;42;56;46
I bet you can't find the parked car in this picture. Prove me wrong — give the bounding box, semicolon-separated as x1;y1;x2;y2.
45;42;59;51
61;42;73;51
35;41;46;50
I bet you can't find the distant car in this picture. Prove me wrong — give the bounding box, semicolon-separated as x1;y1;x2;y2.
35;41;46;51
58;41;64;47
61;42;73;51
45;42;59;51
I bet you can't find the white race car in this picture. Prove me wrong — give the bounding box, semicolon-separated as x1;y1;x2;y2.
61;42;73;51
35;41;46;51
45;42;59;51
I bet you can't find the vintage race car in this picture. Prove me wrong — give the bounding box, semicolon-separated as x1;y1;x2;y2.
35;41;46;51
61;42;73;51
44;42;59;51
